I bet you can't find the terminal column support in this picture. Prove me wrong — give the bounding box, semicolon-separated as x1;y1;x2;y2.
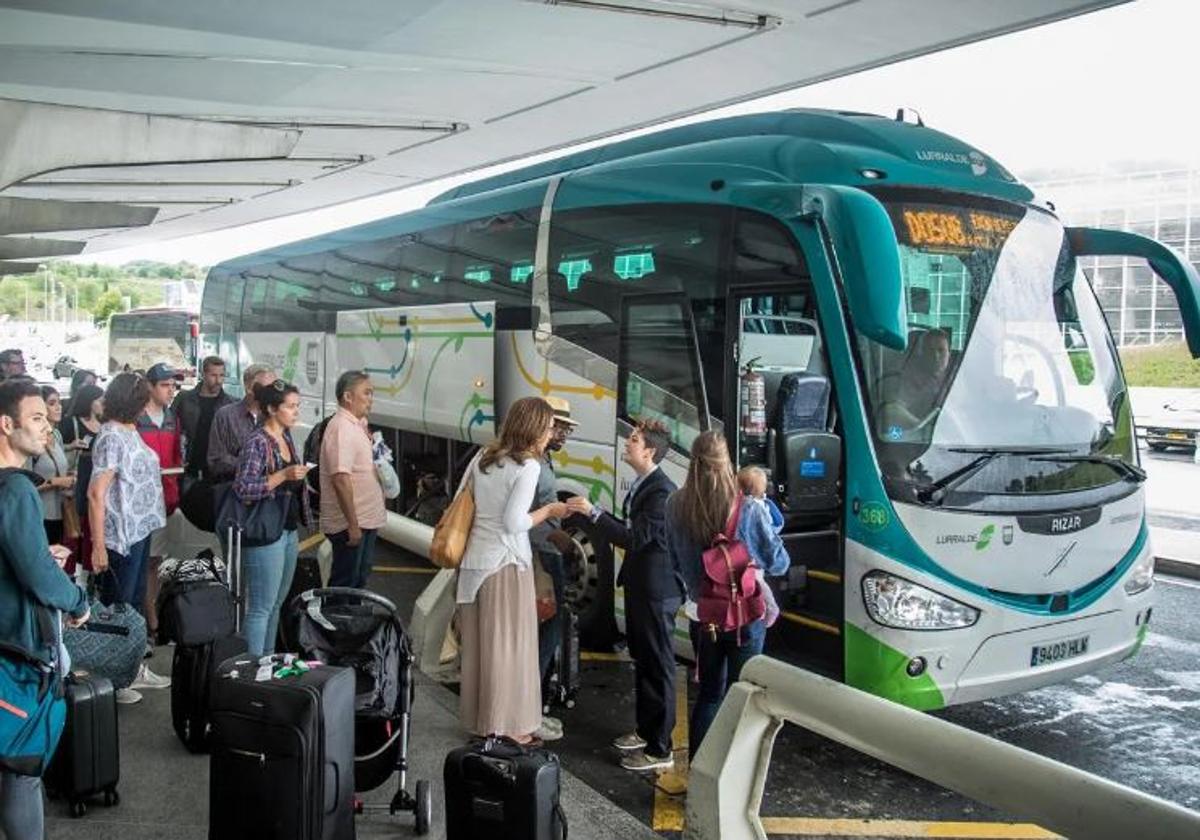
0;98;300;190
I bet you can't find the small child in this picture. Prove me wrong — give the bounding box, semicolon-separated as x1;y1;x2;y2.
736;466;782;628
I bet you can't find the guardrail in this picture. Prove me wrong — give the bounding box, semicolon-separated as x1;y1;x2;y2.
685;655;1200;840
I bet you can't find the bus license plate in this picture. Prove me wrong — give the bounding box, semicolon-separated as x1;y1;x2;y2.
1030;635;1090;667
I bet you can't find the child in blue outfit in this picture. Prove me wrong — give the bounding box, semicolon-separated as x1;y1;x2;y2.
736;466;782;627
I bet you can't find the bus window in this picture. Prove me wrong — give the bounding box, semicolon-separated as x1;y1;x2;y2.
619;295;708;452
549;204;726;367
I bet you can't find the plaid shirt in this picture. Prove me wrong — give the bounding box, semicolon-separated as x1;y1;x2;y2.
233;427;313;528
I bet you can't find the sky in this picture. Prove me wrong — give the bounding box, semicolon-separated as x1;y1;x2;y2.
87;0;1198;267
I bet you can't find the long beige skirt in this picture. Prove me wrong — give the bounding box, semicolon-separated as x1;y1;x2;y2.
458;562;542;738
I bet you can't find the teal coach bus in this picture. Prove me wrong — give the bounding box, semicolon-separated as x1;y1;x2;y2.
199;109;1200;709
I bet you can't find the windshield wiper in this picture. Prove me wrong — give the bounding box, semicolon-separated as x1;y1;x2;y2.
913;446;1072;506
1028;453;1147;483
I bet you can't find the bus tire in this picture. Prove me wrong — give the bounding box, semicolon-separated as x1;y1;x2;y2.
560;513;620;651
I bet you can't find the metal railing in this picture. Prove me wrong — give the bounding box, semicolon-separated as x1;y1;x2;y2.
685;655;1200;840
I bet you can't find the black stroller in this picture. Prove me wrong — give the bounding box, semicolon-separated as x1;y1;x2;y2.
290;587;432;835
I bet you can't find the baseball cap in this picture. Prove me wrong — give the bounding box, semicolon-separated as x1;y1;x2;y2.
146;363;185;383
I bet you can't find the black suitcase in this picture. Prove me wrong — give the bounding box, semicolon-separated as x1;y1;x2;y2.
444;737;567;840
171;634;249;752
47;673;120;818
543;608;580;712
208;654;355;840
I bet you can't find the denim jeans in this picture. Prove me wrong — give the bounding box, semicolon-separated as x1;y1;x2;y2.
327;528;378;589
689;618;766;758
536;551;566;682
98;535;151;614
242;529;298;656
0;771;43;839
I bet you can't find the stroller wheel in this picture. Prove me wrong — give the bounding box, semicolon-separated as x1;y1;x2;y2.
414;780;431;835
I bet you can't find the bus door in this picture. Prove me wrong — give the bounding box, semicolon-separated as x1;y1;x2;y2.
615;292;709;655
727;286;845;678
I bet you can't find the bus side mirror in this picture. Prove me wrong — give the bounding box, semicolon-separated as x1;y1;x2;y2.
801;186;907;351
1067;226;1200;358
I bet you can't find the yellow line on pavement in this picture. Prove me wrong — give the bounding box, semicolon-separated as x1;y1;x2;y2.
758;818;1059;838
651;664;689;831
580;651;631;663
373;565;438;575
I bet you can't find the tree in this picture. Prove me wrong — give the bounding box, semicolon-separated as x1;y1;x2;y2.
92;289;124;325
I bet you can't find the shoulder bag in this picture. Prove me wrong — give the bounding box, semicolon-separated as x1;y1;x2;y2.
430;453;480;570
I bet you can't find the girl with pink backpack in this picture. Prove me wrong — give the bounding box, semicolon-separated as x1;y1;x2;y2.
666;431;790;758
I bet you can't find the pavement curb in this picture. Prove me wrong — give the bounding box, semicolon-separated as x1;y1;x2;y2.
1155;555;1200;581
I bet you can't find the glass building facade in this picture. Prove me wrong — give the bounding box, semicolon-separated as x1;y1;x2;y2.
1030;167;1200;346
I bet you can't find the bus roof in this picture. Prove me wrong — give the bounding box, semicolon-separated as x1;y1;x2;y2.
217;108;1037;271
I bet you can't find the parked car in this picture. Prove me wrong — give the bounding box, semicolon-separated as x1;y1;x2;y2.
1137;393;1200;451
52;354;79;380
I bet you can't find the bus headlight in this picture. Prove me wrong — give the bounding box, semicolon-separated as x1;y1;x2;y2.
862;571;979;631
1123;551;1154;596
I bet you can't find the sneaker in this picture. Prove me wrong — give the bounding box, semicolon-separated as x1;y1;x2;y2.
541;716;564;735
621;750;674;773
130;664;171;691
115;688;143;705
612;732;647;752
533;723;563;742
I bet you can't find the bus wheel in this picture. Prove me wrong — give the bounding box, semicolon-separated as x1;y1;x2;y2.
561;514;620;651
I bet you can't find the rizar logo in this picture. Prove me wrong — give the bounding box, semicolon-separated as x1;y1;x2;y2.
1044;541;1078;578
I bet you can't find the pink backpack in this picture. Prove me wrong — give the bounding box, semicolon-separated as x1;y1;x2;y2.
697;494;766;642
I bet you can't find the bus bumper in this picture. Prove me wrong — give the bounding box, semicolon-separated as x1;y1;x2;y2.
947;601;1154;706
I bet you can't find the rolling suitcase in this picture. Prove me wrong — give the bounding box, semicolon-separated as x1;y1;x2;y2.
170;634;248;752
543;607;580;712
444;736;567;840
46;673;120;818
207;654;355;840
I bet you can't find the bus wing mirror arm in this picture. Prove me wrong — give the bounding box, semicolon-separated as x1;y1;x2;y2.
798;186;908;352
1067;226;1200;358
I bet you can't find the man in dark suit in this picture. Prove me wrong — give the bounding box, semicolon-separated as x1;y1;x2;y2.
568;418;681;772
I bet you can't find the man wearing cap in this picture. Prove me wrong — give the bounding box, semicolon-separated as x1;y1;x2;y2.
0;348;26;381
532;396;578;729
136;362;185;651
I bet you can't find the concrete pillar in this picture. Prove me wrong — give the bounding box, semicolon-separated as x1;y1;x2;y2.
0;98;300;190
0;196;157;235
0;237;84;259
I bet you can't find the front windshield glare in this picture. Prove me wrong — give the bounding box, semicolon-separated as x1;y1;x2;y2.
859;194;1134;502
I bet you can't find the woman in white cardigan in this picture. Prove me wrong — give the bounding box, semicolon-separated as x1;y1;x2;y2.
457;396;569;745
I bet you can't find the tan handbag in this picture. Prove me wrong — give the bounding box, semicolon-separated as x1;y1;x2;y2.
430;456;478;569
61;496;82;541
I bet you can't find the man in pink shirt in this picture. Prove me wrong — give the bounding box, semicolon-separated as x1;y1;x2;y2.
320;371;386;588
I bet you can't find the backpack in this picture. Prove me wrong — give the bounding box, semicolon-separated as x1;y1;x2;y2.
697;494;766;642
302;415;332;509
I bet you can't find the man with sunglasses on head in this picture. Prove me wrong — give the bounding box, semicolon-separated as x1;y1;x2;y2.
136;363;185;654
207;363;276;482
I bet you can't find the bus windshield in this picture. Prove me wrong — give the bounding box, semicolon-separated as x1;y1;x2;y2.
858;190;1136;509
